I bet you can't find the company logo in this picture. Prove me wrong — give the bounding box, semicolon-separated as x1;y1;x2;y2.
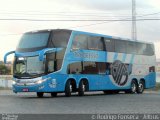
111;60;131;86
73;52;98;59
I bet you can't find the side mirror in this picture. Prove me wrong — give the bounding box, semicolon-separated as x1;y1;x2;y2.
39;48;63;61
4;51;15;64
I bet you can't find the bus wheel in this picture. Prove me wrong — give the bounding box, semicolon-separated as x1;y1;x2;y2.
51;92;57;97
65;80;72;97
137;81;144;94
37;92;44;98
125;80;137;94
78;80;86;96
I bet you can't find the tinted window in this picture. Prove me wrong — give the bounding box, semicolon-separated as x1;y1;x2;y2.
17;32;49;49
136;43;146;55
97;62;107;74
105;38;115;52
88;36;104;50
46;52;63;73
56;49;66;59
83;62;98;74
136;43;154;55
72;35;88;50
68;62;108;74
115;40;126;53
57;60;63;70
50;31;71;48
46;53;55;73
68;62;82;74
127;41;137;54
145;44;154;55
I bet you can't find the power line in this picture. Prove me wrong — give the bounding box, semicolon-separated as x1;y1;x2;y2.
0;11;160;36
0;18;160;21
70;11;160;28
0;11;160;18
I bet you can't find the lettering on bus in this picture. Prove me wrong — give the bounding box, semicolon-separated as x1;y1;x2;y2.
73;52;98;59
110;60;130;86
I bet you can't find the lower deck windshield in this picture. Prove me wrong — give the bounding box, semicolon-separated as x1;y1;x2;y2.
14;56;45;78
14;52;64;79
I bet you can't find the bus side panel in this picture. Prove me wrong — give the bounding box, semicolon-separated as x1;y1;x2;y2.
78;75;130;91
144;72;156;88
46;74;69;92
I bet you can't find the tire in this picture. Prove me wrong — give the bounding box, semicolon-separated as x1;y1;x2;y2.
125;80;137;94
37;92;44;98
113;90;119;94
103;90;113;94
103;90;119;94
137;81;145;94
65;80;72;97
51;92;57;97
78;80;86;96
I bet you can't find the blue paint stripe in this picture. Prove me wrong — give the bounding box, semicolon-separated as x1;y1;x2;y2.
122;53;127;62
113;53;118;61
130;54;135;64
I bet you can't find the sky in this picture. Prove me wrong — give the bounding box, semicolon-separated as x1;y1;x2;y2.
0;0;160;61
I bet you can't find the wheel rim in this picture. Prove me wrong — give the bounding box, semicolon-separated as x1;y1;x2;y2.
131;83;136;93
70;84;72;92
82;84;85;92
139;83;144;92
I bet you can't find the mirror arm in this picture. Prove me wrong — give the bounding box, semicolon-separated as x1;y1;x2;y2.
4;51;15;64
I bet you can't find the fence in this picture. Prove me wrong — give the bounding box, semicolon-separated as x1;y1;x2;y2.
0;75;12;88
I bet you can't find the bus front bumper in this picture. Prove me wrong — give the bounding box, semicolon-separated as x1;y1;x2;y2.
12;77;58;93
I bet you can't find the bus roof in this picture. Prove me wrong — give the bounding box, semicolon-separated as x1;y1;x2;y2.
72;29;154;45
25;29;154;45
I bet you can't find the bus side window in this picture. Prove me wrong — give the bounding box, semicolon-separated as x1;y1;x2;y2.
105;39;115;52
127;41;136;54
88;36;104;50
49;31;71;48
97;62;107;74
115;40;126;53
144;44;154;56
68;62;82;74
46;53;55;73
83;62;98;74
72;35;88;50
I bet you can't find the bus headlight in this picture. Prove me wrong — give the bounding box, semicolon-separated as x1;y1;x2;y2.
36;80;43;84
12;81;16;85
36;78;48;84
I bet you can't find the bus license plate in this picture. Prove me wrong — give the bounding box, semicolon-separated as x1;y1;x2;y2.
22;88;29;92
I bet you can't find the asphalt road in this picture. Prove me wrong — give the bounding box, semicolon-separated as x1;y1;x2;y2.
0;90;160;114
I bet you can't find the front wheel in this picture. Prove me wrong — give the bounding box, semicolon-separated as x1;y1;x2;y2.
137;81;145;94
37;92;44;98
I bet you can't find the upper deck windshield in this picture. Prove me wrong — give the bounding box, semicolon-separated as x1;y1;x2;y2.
17;31;50;52
16;30;71;52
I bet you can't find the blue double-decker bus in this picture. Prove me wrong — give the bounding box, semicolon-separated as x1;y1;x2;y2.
4;29;156;97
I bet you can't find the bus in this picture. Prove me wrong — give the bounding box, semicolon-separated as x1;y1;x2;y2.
4;29;156;97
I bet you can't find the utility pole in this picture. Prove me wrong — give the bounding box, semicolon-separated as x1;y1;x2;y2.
132;0;137;41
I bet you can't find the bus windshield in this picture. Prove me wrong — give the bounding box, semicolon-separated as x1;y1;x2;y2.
16;32;50;51
14;56;45;78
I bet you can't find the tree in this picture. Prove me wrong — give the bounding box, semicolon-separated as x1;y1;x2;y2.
0;64;11;75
